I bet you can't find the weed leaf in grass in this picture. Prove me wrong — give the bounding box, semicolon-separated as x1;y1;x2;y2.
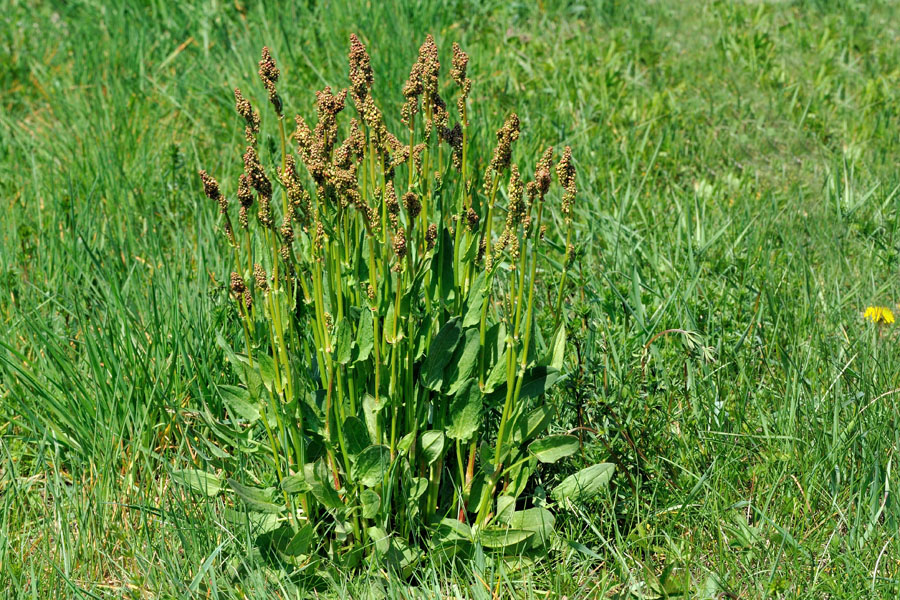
334;318;353;364
172;469;223;497
446;328;480;396
354;445;391;487
446;378;482;441
355;309;374;362
422;318;462;390
420;430;446;465
552;463;616;503
218;385;259;423
529;435;580;463
227;478;283;513
479;527;534;549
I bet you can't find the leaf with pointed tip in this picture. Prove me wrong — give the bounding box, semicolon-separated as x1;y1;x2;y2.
342;416;370;458
355;309;374;363
446;379;482;441
552;463;615;503
280;474;310;494
255;353;279;393
227;479;283;513
172;469;222;497
509;508;555;548
422;318;462;391
218;385;259;423
547;324;566;370
529;435;580;463
354;445;391;488
360;489;381;519
420;430;446;465
478;528;534;549
462;273;486;328
446;328;480;396
334;318;352;365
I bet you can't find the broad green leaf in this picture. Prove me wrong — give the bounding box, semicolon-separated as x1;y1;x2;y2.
551;463;615;503
285;523;314;556
438;226;456;303
446;328;480;396
518;367;561;401
280;474;310;494
478;528;534;549
407;477;429;502
362;393;385;442
215;332;244;381
218;385;260;423
435;517;473;542
334;318;352;365
355;309;374;362
255;353;280;393
420;430;446;465
529;435;580;463
222;508;279;534
256;525;295;560
507;460;533;499
547;324;566;371
462;273;486;328
354;445;391;488
446;379;482;441
342;416;370;458
172;469;222;497
495;495;516;523
421;318;462;391
368;526;391;557
227;479;283;513
509;508;555;548
305;462;344;510
360;489;381;519
512;404;555;444
483;347;509;394
397;431;416;456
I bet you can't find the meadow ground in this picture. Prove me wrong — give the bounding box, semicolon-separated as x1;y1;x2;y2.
3;0;900;597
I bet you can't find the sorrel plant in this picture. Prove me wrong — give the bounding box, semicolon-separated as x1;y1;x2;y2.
195;35;608;567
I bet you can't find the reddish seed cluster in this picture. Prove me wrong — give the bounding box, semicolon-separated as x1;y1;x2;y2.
450;43;471;124
254;263;269;292
403;191;421;220
258;47;282;114
556;146;577;221
234;88;260;144
348;34;374;109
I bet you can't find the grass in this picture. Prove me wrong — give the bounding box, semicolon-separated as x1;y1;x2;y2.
2;0;900;597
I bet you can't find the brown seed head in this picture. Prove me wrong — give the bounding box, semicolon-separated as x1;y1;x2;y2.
199;170;228;213
489;113;520;174
242;146;272;198
393;228;407;263
450;43;469;87
348;34;374;109
230;271;246;295
556;146;576;191
234;88;261;142
426;223;438;250
254;263;269;291
444;123;464;171
466;207;480;232
385;181;400;231
258;47;282;113
403;191;421;220
556;146;577;219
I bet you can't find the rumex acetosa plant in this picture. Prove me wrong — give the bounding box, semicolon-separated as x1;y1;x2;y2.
194;36;613;570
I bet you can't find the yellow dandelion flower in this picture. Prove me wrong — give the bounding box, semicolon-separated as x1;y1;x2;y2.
863;306;895;325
